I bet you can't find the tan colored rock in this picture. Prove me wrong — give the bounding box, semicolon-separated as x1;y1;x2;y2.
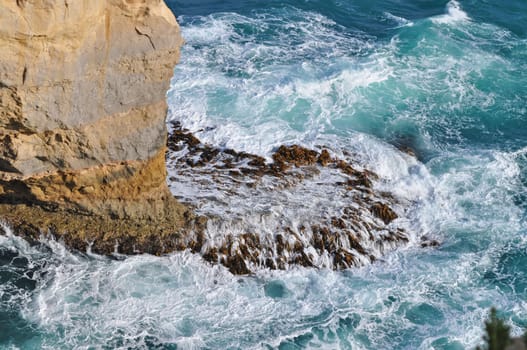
0;0;200;254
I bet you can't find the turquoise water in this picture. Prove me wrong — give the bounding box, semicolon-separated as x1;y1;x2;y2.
1;0;526;348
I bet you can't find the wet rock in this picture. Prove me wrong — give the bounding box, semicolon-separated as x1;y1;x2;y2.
168;123;202;150
225;253;251;275
420;240;440;248
166;123;411;274
272;145;319;168
370;202;398;224
397;146;418;158
293;251;314;267
203;248;219;264
275;234;286;255
420;236;441;248
318;149;333;166
346;233;367;256
265;258;277;270
333;249;357;269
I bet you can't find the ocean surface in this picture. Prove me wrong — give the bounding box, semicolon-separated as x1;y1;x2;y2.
1;0;527;348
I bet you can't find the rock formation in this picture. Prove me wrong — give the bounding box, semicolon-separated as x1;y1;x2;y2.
166;123;411;274
0;0;418;274
0;0;201;254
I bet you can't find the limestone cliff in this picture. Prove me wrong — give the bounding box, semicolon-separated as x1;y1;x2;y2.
0;0;201;254
0;0;413;273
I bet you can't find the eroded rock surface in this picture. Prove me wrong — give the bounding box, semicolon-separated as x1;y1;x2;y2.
0;1;419;273
167;122;411;274
0;0;200;254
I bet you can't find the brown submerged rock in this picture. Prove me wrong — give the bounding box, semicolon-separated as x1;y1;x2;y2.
370;202;398;224
166;122;413;274
420;235;441;248
168;124;379;185
272;145;319;169
0;0;201;254
318;149;333;166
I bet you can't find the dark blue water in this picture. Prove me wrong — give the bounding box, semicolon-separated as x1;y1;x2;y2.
1;0;526;348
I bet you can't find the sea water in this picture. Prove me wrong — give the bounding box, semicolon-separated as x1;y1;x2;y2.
1;0;526;348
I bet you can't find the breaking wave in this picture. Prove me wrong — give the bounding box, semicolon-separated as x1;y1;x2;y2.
1;0;526;348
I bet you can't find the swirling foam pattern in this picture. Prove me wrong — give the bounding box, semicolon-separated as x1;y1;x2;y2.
1;0;526;348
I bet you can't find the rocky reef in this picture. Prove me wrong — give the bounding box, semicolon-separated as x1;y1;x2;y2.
0;0;427;274
0;0;202;254
166;122;420;274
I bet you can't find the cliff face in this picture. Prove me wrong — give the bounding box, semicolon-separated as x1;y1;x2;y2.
0;0;201;254
0;0;412;273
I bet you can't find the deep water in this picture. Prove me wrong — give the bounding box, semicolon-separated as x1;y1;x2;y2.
1;0;526;348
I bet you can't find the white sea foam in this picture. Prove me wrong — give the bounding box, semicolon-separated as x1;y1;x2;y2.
383;12;413;28
2;143;526;348
166;1;524;328
2;209;524;349
166;2;526;265
1;4;526;349
432;0;470;24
